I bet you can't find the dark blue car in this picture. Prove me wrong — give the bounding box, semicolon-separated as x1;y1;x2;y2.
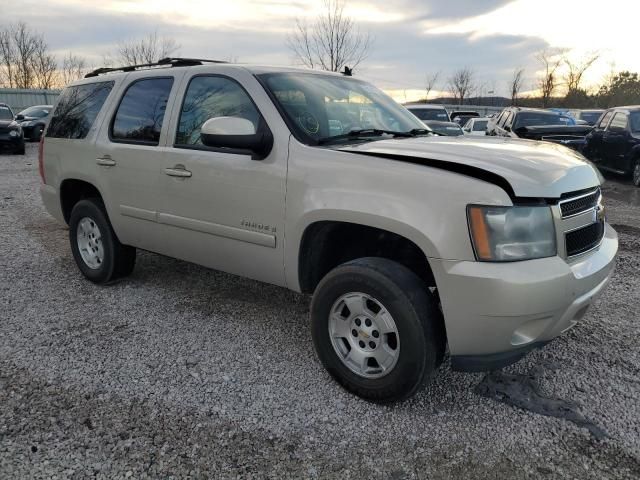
583;106;640;186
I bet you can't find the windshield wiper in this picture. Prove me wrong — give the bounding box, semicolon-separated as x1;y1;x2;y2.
317;128;432;145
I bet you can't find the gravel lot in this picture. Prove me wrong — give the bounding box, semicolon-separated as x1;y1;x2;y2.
1;144;639;479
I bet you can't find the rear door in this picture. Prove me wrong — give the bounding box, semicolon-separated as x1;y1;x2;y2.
158;71;288;286
94;72;182;252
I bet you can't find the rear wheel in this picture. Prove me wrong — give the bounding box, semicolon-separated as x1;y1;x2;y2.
632;159;640;187
311;257;445;403
69;198;136;284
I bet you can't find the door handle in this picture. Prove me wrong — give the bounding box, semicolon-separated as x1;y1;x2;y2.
164;165;192;178
96;155;116;167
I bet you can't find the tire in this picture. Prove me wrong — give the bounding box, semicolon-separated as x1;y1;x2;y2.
632;159;640;188
69;198;136;284
15;144;25;155
311;257;445;403
31;126;43;142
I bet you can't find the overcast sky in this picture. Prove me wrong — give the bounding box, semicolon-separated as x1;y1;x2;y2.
3;0;637;101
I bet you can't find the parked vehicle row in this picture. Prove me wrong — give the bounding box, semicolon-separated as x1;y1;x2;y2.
0;103;53;155
39;58;617;402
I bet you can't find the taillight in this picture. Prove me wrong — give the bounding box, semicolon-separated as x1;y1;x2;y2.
38;136;46;183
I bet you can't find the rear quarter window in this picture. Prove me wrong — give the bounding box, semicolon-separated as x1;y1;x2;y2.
47;81;114;139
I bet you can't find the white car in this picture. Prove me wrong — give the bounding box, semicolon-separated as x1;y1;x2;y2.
462;117;490;136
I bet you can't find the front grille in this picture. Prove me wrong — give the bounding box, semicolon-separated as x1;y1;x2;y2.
560;189;600;218
565;220;605;257
0;126;9;135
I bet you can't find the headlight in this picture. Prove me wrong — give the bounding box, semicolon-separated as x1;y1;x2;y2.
467;205;556;261
9;130;20;137
21;121;34;127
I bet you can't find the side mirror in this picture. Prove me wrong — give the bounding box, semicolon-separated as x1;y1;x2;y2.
15;114;24;121
200;116;273;160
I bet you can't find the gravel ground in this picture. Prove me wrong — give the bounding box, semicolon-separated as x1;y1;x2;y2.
1;144;639;479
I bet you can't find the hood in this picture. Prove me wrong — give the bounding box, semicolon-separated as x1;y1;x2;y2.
0;119;17;128
514;125;593;140
338;136;600;199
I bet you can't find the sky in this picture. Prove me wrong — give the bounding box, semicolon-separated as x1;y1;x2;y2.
3;0;637;101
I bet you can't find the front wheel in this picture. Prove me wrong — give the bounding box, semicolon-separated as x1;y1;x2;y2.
632;159;640;187
69;198;136;284
311;257;445;403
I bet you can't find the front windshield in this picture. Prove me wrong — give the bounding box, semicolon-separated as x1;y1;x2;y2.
514;112;573;129
259;72;425;144
19;106;50;118
581;111;603;124
409;108;449;121
630;112;640;133
0;107;13;120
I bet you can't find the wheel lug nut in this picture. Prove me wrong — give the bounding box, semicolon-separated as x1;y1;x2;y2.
355;319;361;327
352;329;358;337
369;341;376;349
365;318;372;327
372;330;379;338
358;340;365;348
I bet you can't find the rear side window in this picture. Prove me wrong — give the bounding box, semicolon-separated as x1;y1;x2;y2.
175;76;260;147
111;77;174;145
608;112;628;131
47;81;114;139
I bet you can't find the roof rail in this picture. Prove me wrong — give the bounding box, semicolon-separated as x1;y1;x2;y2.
84;57;229;78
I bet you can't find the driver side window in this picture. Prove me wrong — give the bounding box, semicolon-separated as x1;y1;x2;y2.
175;76;260;147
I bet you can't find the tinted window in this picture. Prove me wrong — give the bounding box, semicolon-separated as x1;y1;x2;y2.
176;76;260;146
513;112;568;129
409;108;449;121
47;82;114;139
472;120;488;131
19;106;51;118
112;77;173;144
0;106;12;120
609;112;628;131
630;112;640;133
598;111;614;128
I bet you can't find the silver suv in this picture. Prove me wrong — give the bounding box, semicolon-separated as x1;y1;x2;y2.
39;58;618;402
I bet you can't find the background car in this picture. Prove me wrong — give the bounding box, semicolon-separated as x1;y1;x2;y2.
583;106;640;186
462;117;489;136
405;104;451;122
422;120;464;136
0;103;25;154
14;105;52;141
450;110;480;126
488;107;591;151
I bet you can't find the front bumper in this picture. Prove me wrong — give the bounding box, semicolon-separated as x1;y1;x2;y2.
0;132;24;151
431;223;618;371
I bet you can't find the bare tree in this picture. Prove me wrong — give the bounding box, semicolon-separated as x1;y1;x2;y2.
0;27;16;87
12;22;41;89
286;0;372;72
59;52;89;86
32;37;57;89
448;67;474;105
537;49;565;107
509;68;525;106
424;71;440;102
565;52;600;92
115;31;180;66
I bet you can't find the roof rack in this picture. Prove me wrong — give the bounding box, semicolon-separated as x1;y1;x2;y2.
84;57;229;78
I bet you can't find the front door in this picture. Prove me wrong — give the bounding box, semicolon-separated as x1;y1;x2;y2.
159;74;287;286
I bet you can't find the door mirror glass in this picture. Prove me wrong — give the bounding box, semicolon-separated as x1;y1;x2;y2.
15;114;24;121
200;116;272;159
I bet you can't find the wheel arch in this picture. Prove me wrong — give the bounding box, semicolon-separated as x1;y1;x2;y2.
59;178;105;224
